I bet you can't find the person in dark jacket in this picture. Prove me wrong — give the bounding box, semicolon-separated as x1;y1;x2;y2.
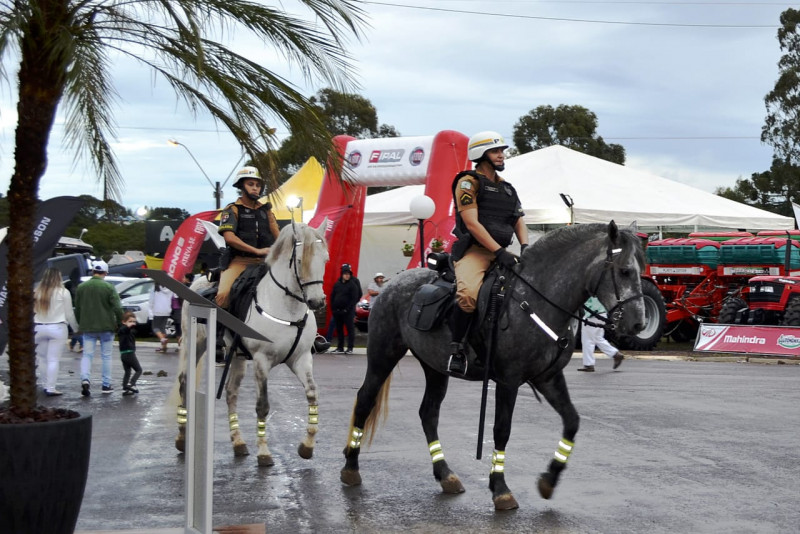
118;312;142;395
329;263;362;354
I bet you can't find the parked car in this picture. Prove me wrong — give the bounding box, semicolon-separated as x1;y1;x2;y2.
354;293;372;332
116;278;176;338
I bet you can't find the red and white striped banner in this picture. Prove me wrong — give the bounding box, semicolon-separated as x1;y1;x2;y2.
694;324;800;356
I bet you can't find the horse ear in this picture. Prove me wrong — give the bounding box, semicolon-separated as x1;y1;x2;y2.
314;217;329;234
627;220;639;234
608;220;618;240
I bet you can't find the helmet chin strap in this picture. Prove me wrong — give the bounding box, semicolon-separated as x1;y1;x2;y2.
246;192;261;201
477;155;505;173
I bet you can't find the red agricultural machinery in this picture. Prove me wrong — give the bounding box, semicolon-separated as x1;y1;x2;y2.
614;230;800;351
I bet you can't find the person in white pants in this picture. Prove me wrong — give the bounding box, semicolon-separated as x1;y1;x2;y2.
579;296;624;372
34;268;79;395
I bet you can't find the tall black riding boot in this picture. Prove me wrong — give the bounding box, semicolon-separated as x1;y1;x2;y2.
447;307;473;376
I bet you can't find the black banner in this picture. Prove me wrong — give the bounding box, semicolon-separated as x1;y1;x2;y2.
0;196;85;353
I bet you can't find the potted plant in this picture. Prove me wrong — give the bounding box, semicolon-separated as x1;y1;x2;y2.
402;241;415;257
0;2;363;533
430;237;445;253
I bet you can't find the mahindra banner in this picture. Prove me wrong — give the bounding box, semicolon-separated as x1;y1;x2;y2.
694;324;800;357
343;135;434;186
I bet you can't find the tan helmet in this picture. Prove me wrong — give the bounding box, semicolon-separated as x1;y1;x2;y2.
468;131;508;162
232;166;264;190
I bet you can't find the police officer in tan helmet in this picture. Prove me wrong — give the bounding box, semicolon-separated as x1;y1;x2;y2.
448;131;528;375
216;166;280;309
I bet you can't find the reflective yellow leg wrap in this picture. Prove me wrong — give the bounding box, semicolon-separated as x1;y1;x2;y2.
491;450;506;474
308;405;319;425
349;427;364;449
177;407;187;425
228;413;239;431
257;419;266;437
553;438;574;464
428;440;445;463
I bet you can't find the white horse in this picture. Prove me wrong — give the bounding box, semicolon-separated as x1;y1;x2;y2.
173;220;329;466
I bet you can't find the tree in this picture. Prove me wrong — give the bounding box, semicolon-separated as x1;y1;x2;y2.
512;104;626;164
762;8;800;167
275;88;401;179
0;0;364;416
715;159;800;217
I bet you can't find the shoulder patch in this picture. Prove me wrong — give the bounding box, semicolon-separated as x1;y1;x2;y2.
459;192;474;206
220;212;230;223
459;180;473;191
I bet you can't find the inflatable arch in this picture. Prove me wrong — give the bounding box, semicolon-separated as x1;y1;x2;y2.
309;130;470;327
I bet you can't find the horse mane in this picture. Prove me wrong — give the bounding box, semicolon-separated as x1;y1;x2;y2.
524;222;644;269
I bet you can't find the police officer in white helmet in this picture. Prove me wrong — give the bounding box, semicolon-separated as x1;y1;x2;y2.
447;131;528;375
216;166;280;309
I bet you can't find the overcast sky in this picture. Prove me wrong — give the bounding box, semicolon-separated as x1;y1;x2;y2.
0;1;794;217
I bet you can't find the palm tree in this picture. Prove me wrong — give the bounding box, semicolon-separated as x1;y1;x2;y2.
0;0;365;416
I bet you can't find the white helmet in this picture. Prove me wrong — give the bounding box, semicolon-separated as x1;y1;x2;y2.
233;166;264;189
468;131;508;162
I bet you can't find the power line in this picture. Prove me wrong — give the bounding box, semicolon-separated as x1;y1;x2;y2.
363;0;782;27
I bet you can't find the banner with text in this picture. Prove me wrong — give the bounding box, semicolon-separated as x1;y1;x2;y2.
161;211;219;281
694;324;800;357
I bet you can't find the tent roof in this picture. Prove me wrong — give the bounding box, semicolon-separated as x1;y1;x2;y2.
363;145;794;231
263;157;324;221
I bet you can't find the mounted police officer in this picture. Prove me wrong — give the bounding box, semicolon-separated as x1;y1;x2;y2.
216;166;280;309
448;131;528;376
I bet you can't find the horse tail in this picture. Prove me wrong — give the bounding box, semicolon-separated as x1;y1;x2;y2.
346;373;393;450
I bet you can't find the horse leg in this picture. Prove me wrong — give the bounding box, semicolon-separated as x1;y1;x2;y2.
252;358;274;467
175;369;187;452
225;356;250;457
489;383;520;511
289;353;318;460
341;351;404;486
418;362;463;494
531;370;580;500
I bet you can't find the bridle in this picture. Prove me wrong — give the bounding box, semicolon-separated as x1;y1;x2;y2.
252;223;325;362
508;239;642;334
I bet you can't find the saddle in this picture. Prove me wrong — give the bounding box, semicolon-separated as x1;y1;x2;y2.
407;252;507;333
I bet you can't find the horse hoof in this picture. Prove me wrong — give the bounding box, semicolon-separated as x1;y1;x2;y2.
440;473;465;494
494;493;519;511
175;438;185;453
298;443;314;459
258;454;275;467
340;468;362;486
233;443;250;457
538;473;555;500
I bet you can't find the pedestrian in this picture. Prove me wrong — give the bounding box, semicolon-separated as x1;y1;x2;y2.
448;131;528;375
171;273;192;347
578;296;625;372
69;330;83;352
118;312;142;395
34;267;79;396
149;282;176;353
75;259;124;396
216;166;280;309
367;273;386;297
330;263;362;354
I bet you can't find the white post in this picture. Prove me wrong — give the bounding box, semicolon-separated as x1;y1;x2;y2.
184;304;217;534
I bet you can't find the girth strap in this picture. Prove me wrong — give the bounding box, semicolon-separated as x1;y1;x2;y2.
254;299;310;364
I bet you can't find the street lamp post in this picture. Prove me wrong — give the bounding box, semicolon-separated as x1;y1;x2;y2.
168;139;222;210
409;195;436;268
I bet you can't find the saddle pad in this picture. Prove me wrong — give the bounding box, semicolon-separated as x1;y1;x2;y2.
408;282;454;331
230;263;268;320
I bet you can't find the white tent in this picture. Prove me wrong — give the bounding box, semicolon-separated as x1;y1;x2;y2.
363;145;794;231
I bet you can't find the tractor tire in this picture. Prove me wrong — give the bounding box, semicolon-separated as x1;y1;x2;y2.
668;320;699;343
717;298;747;325
781;297;800;327
609;278;666;351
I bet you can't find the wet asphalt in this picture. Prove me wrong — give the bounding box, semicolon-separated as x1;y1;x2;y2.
3;341;799;533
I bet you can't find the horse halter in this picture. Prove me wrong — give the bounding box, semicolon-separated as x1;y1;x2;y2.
267;225;324;306
586;241;643;330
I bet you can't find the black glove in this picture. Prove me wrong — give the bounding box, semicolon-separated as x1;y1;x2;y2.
494;248;518;269
520;244;529;255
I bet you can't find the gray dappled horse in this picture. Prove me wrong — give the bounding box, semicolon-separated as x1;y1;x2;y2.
173;221;328;466
341;222;645;510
